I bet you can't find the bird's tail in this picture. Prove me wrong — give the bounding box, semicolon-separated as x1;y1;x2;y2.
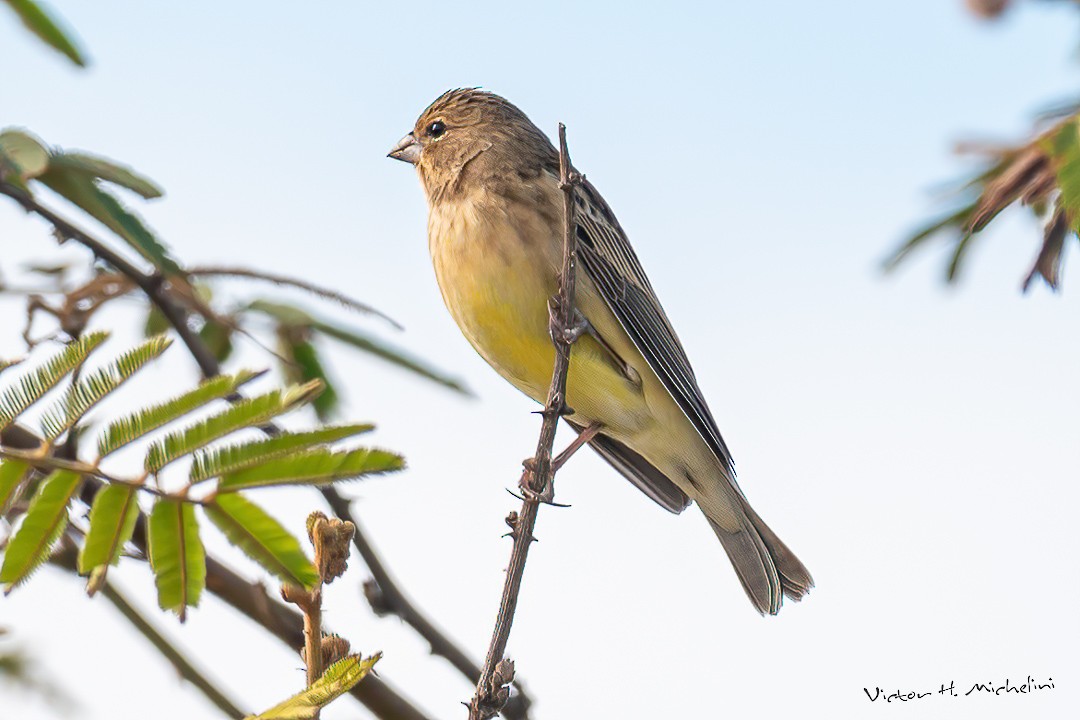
705;500;813;615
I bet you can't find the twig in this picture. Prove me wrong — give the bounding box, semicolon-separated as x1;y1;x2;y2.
50;543;246;720
0;182;219;378
187;266;403;329
0;445;176;499
320;487;533;720
101;579;247;719
467;125;583;720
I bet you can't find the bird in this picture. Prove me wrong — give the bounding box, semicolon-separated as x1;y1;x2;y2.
389;89;812;614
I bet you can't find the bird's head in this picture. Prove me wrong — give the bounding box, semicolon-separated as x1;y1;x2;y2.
388;88;556;203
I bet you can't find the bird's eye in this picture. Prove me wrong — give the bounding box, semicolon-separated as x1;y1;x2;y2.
426;120;446;138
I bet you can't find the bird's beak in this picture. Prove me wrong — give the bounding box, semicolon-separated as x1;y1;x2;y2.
388;133;421;165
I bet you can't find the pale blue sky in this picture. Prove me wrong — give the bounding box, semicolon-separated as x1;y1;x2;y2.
2;2;1079;719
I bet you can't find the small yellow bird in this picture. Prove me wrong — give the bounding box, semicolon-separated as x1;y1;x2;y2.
389;89;812;614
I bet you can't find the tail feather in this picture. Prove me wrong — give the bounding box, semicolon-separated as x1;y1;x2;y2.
706;505;813;615
707;515;783;615
744;503;814;602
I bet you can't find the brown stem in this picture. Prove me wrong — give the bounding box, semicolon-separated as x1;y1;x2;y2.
50;545;247;720
320;488;533;720
468;125;583;720
101;580;248;719
186;266;402;329
302;589;323;686
0;182;219;378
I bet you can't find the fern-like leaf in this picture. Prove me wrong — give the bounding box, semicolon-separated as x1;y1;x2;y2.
244;654;381;720
204;493;318;589
148;498;205;621
0;470;82;593
97;369;260;457
78;484;140;594
0;331;108;430
143;381;322;473
218;447;404;492
0;459;32;514
40;336;171;441
189;424;374;483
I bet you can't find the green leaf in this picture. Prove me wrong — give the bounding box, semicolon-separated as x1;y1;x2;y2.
143;305;170;337
1044;118;1080;228
78;485;140;586
0;470;81;593
0;129;49;179
40;336;172;441
2;0;86;66
248;300;469;395
0;331;108;430
203;493;318;589
219;447;404;492
189;424;374;483
148;499;205;621
48;152;162;199
286;339;338;421
884;201;978;273
244;654;380;720
38;168;180;274
313;319;469;394
143;381;322;473
97;369;260;457
0;459;31;514
198;319;233;363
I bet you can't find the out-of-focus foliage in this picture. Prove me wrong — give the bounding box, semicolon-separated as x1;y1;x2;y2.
1;0;85;66
0;129;176;272
890;0;1080;290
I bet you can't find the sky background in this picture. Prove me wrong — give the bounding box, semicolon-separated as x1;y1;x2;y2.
2;1;1079;719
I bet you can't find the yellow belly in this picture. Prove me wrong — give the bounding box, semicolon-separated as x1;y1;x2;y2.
428;191;667;437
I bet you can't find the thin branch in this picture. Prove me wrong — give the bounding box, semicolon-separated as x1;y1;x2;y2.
320;488;533;720
0;181;219;378
50;544;246;719
101;579;248;719
468;125;583;720
0;445;177;498
187;266;403;330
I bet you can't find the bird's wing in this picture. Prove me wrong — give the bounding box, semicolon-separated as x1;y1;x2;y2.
573;179;738;480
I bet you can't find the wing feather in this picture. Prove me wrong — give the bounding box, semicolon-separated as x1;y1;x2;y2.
573;180;738;479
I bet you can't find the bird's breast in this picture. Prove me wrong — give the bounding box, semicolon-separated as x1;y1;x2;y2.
427;194;561;401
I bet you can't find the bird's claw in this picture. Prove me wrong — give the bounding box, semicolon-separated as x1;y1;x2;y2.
547;297;588;346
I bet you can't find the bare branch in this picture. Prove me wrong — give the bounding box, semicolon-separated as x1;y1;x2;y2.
187;266;402;329
0;182;219;377
320;487;533;720
51;543;247;720
468;124;584;720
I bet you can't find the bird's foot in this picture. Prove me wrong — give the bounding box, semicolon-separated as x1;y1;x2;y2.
547;297;588;347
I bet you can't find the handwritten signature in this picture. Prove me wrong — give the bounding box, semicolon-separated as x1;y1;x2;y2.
864;676;1055;703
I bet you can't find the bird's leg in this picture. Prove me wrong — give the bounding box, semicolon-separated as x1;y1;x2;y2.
547;296;589;347
519;422;602;504
549;298;642;388
552;422;602;472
